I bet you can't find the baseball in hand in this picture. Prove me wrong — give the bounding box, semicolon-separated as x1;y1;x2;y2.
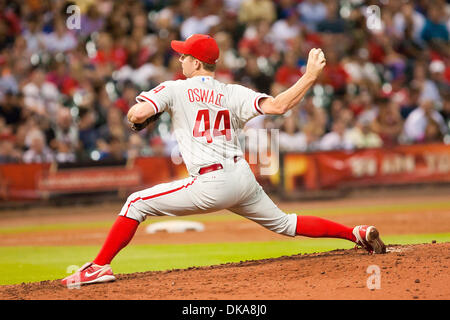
319;51;325;60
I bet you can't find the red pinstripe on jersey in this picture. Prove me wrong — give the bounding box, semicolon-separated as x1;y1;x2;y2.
254;95;264;115
123;177;197;217
137;95;159;113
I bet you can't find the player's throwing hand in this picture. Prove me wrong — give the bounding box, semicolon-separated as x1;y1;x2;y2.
305;48;326;80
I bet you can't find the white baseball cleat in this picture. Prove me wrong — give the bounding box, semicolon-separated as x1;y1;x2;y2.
353;225;386;254
61;262;116;288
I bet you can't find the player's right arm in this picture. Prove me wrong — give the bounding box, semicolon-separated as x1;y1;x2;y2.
127;102;156;124
260;48;326;115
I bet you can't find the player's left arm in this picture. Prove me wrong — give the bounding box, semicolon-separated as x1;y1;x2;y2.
127;82;172;131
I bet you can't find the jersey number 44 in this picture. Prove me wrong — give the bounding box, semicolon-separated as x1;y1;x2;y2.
193;109;231;143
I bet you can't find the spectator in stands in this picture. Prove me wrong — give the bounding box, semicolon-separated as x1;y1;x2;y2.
346;118;383;149
403;99;447;143
78;108;98;153
371;99;404;147
0;91;22;128
399;86;420;119
279;114;306;152
342;48;381;94
180;6;220;40
22;130;54;163
234;55;273;93
297;96;327;136
114;82;139;116
214;31;244;72
0;116;10;138
55;140;76;163
319;119;354;151
53;108;79;154
127;133;145;159
0;63;19;98
393;1;426;43
411;63;442;103
238;0;276;25
93;86;113;129
97;107;128;147
423;116;445;143
429;60;450;103
321;48;350;95
269;9;301;52
149;136;166;156
354;90;378;124
22;68;60;117
0;135;21;163
99;135;126;162
327;98;345;130
41;17;77;54
317;0;347;34
393;3;425;59
420;3;449;46
22;14;45;55
79;4;105;39
297;0;327;31
46;60;80;97
440;97;450;131
91;32;128;69
275;51;303;88
0;17;14;50
301;122;322;151
0;0;448;162
238;20;277;60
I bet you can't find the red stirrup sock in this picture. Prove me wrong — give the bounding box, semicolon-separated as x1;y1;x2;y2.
296;215;356;242
93;216;140;266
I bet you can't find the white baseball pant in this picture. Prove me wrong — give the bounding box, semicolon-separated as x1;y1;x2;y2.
119;158;297;236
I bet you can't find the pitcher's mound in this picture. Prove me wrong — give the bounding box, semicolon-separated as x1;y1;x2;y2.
0;242;448;300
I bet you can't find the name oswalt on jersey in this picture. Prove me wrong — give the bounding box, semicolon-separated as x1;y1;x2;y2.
187;88;225;108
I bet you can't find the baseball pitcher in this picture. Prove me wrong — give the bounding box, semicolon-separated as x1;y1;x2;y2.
62;34;385;287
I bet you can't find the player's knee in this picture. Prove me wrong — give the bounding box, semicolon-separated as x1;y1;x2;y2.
126;191;140;204
120;192;146;223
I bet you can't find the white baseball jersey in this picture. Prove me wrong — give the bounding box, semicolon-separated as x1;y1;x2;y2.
120;75;297;238
136;75;270;176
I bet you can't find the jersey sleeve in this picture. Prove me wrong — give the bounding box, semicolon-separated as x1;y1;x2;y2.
136;81;173;114
228;84;271;126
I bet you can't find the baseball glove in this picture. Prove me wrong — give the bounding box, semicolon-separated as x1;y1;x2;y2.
130;112;162;132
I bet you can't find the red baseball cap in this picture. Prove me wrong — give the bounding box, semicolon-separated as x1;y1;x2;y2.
171;34;219;65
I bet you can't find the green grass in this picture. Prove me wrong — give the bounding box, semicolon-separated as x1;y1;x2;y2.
1;199;449;235
0;213;245;235
284;201;450;217
1;233;448;285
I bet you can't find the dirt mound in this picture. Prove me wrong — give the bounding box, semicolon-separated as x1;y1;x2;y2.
1;242;448;300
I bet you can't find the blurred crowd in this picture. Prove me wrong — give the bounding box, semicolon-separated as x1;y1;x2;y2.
0;0;449;164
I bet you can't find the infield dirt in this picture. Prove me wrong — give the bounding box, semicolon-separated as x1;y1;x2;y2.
0;242;448;300
0;191;449;300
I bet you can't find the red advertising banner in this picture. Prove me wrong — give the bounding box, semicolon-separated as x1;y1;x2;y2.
283;143;450;191
38;167;142;192
0;163;50;200
1;143;449;201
